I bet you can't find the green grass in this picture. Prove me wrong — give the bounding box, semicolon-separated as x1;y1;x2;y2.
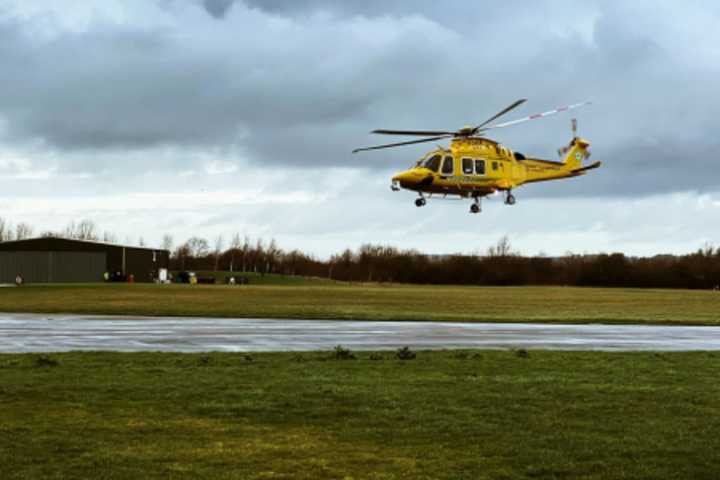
179;271;336;286
1;283;720;325
0;350;718;479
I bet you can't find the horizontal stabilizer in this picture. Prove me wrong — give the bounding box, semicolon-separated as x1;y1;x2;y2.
570;161;601;174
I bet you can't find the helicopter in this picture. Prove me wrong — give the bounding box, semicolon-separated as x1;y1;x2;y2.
353;99;601;213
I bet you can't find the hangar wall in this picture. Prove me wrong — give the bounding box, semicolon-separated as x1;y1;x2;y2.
0;237;169;283
0;251;106;283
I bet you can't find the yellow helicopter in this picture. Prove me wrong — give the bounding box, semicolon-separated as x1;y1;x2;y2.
353;99;600;213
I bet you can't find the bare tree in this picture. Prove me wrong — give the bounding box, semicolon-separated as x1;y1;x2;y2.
79;220;98;240
162;234;174;252
229;232;241;272
0;217;11;242
700;242;715;257
185;237;210;258
63;221;76;239
266;238;279;274
242;235;251;272
254;238;264;274
65;219;98;240
174;244;191;270
213;235;224;272
15;223;34;240
285;249;302;276
102;231;118;244
487;235;514;257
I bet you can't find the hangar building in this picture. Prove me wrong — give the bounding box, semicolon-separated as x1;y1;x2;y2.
0;237;170;283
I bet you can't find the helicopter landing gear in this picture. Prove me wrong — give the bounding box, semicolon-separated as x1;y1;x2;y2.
470;196;481;214
415;195;427;207
505;191;516;205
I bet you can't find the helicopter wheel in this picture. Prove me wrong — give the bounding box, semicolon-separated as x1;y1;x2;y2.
505;193;516;205
415;197;426;207
470;195;482;214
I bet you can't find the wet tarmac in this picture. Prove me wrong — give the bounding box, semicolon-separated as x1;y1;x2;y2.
2;313;720;352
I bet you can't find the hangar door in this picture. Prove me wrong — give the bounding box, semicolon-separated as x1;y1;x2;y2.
0;251;106;283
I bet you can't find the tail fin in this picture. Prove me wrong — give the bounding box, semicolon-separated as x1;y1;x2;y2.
562;137;591;170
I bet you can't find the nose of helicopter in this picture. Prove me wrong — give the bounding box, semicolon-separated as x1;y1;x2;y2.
392;170;416;184
391;168;433;190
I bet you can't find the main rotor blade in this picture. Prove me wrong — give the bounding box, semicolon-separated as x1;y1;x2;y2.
473;98;527;132
352;135;452;154
481;101;591;132
372;129;457;136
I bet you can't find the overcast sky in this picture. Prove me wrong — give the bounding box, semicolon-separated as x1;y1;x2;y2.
1;0;719;257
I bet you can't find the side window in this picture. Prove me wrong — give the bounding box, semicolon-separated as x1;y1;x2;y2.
492;161;498;171
441;156;454;175
462;158;473;174
424;154;441;172
474;159;485;175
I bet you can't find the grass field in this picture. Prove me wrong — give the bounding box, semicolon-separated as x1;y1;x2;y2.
1;282;720;325
1;350;718;479
186;271;337;286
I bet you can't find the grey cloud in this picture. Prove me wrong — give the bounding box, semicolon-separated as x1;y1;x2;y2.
202;0;236;18
0;7;454;153
0;1;718;197
239;0;507;25
591;12;664;69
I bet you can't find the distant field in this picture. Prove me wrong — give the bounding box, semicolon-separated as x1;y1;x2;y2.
1;350;718;479
182;271;336;286
1;282;719;324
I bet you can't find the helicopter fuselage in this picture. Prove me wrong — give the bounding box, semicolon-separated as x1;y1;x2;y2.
391;137;598;198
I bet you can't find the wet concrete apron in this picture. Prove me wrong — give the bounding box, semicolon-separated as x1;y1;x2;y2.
2;313;720;352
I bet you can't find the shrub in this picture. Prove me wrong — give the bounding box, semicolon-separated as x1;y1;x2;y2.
396;346;416;360
368;353;384;361
35;355;60;367
331;345;356;360
515;349;530;359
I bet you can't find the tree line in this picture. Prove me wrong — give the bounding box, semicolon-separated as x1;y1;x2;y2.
1;217;719;289
155;233;720;290
164;233;327;278
323;241;720;289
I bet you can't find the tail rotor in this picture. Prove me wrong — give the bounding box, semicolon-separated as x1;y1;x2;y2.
558;118;579;158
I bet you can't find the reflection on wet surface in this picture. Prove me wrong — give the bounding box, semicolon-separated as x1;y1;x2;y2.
1;313;720;352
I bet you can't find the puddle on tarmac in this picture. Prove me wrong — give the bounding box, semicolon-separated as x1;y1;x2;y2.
1;313;720;352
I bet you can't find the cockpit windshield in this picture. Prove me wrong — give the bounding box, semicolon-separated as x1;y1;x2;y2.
421;154;442;172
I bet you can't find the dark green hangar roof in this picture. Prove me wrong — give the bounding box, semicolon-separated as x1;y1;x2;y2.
0;236;168;255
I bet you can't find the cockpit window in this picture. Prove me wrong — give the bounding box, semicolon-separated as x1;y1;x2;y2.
441;156;454;175
422;154;441;172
